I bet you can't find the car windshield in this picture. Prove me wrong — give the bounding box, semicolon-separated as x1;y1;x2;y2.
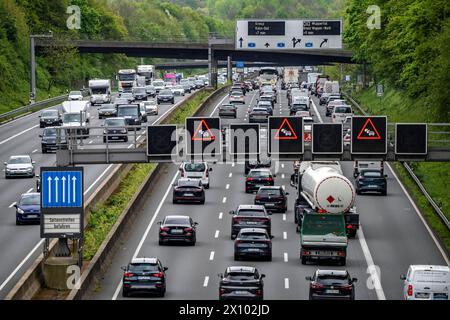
174;85;184;89
114;99;128;105
362;171;383;178
293;104;308;110
128;263;159;272
227;272;257;280
316;275;349;286
133;88;146;94
240;232;268;240
159;90;172;95
144;101;156;106
178;180;201;187
258;102;271;106
252;108;268;113
249;170;271;178
220;105;234;109
231;92;242;96
105;119;125;126
146;86;155;90
70;91;81;96
153;81;164;86
258;188;281;196
44;128;65;137
184;163;206;172
9;157;30;164
164;217;190;225
237;209;265;217
121;93;132;98
20;194;39;205
117;107;138;117
335;107;352;114
63;114;81;123
42;110;58;117
100;104;115;110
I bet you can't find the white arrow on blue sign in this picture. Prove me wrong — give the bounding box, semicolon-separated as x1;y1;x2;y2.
42;171;82;208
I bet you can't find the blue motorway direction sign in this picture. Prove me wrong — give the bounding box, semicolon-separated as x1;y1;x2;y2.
41;168;83;208
236;61;245;68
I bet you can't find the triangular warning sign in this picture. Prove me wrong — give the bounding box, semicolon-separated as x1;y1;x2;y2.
274;118;298;140
357;118;381;140
192;119;216;141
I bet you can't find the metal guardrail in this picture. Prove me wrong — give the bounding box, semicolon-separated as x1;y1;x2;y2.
343;91;450;230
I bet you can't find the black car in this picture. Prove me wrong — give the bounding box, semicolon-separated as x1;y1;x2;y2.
259;95;275;107
39;109;61;128
218;104;237;118
256;101;273;116
218;266;265;300
248;107;270;123
40;127;68;153
103;117;128;143
158;215;198;246
132;87;147;101
290;103;309;116
245;169;275;193
172;178;205;204
306;270;357;300
157;89;175;104
234;228;273;261
145;85;157;98
355;169;387;195
121;257;168;297
255;186;288;213
117;104;142;129
98;103;117;119
229;205;271;239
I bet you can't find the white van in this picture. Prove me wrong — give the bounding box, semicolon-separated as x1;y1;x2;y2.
332;105;353;123
179;162;212;189
401;265;450;300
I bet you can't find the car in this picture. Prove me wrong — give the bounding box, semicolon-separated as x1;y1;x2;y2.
98;103;117;119
218;266;265;301
400;265;450;300
113;98;130;107
254;186;288;213
141;100;158;115
139;104;148;123
40;127;68;153
164;82;174;90
171;85;185;96
152;80;165;93
119;92;135;103
179;162;212;189
117;104;142;129
245;168;274;193
326;100;347;117
121;257;168;297
194;80;205;89
306;270;357;300
181;83;192;94
68;90;83;101
229;91;245;104
145;85;156;98
132;87;147;101
4;155;35;178
319;92;331;105
219;104;237;118
259;95;275;107
103;117;128;143
172;178;205;204
355;169;387;195
244;81;253;91
234;228;273;261
256;101;273;115
249;107;270;123
39;109;61;128
332;105;353;123
14;192;41;225
158;215;198;246
157;89;175;104
230;86;245;96
229;205;271;239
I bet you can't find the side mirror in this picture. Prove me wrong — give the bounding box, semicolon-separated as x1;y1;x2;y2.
3;162;7;165
229;210;235;215
163;267;168;271
120;266;127;271
352;278;358;283
270;235;274;239
13;204;17;209
38;135;43;138
260;274;266;279
38;115;41;118
157;221;162;225
32;161;36;165
209;168;213;172
194;222;199;226
400;274;406;280
305;276;312;281
218;273;223;278
384;174;388;178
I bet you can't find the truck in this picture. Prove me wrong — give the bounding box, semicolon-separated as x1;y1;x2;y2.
290;161;360;265
324;80;333;94
282;67;299;89
314;75;330;97
307;73;322;91
117;69;137;93
331;80;340;94
61;101;90;138
88;79;111;105
137;65;155;85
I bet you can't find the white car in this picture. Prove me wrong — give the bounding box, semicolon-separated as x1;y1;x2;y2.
401;265;450;300
332;105;353;123
68;90;83;101
4;155;35;179
152;80;165;93
171;85;185;96
141;100;158;115
179;162;212;189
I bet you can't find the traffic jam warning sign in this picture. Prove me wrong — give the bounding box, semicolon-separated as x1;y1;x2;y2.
395;123;427;155
186;117;221;156
351;116;387;154
269;117;303;155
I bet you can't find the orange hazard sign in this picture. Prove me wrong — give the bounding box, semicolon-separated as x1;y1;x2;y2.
192;119;216;141
274;118;298;140
357;118;381;140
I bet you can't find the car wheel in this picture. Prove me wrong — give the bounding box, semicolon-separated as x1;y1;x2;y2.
122;289;129;298
42;149;47;154
205;183;210;189
356;190;361;195
200;199;205;205
267;254;272;262
103;138;106;143
172;199;178;204
301;256;307;265
159;239;164;246
16;219;21;225
338;258;346;266
382;190;387;196
234;254;240;261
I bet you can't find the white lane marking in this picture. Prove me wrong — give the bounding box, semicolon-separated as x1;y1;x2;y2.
26;188;33;193
219;212;223;219
214;230;220;238
281;164;285;168
282;185;285;190
358;226;386;300
232;163;235;167
228;173;232;178
84;164;114;195
0;125;39;145
386;163;450;266
209;251;215;261
88;140;93;144
112;171;179;300
311;99;323;124
284;252;288;262
222;197;227;203
283;214;286;221
283;231;287;240
226;184;230;190
284;278;290;289
282;174;285;179
203;276;209;287
32;149;38;154
9;202;16;208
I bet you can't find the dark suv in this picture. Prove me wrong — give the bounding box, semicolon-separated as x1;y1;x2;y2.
245;169;274;193
157;89;175;104
218;266;265;300
306;269;357;300
254;186;288;213
40;127;68;153
355;169;387;195
158;215;198;246
39;109;61;128
234;228;273;261
229;205;271;239
117;104;142;129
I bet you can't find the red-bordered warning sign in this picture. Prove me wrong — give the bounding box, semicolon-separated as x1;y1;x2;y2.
274;118;298;140
357;118;381;140
192;119;216;141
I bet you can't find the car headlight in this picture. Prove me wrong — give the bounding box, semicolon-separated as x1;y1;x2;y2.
27;168;33;172
121;129;127;134
17;208;24;214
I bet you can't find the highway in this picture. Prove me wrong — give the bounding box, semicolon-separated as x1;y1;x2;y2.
88;84;449;300
0;92;194;299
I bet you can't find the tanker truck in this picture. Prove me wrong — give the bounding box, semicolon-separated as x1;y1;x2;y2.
290;161;359;265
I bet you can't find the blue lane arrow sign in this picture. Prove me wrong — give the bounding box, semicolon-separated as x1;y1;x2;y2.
42;170;82;208
277;42;285;48
248;42;256;48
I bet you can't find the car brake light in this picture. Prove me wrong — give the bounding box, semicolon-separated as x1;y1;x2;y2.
337;251;346;257
255;195;262;200
153;272;164;278
303;250;311;256
311;282;323;289
265;177;273;182
124;272;134;277
220;289;225;295
346;224;353;229
160;227;170;232
184;227;193;233
256;289;263;296
205;170;209;177
247;177;254;181
407;285;413;296
341;284;353;291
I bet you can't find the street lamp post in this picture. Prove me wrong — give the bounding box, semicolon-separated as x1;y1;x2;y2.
30;33;53;104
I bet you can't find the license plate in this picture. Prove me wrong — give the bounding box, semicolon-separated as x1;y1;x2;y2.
234;291;248;295
28;215;38;218
265;203;275;207
369;185;378;188
111;137;119;139
138;276;151;280
326;289;339;294
184;193;194;197
314;251;334;256
171;229;183;234
248;248;260;252
245;221;258;225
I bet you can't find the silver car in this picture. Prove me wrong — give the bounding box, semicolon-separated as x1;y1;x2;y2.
68;90;83;101
4;155;35;178
141;100;158;115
